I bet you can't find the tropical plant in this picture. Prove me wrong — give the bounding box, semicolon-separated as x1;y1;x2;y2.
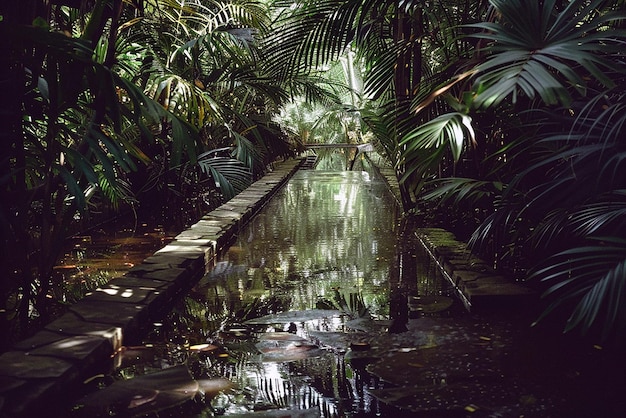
413;0;626;340
265;0;492;209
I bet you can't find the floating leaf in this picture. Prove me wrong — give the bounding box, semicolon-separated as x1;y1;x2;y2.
77;365;199;416
255;340;325;362
259;332;307;342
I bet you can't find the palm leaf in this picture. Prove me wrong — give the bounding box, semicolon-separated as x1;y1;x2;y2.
532;237;626;338
197;149;252;200
467;0;626;108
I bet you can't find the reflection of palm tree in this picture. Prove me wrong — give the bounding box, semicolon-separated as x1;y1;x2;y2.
267;0;626;340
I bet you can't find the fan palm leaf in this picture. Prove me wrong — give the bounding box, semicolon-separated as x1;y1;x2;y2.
533;237;626;338
468;0;626;108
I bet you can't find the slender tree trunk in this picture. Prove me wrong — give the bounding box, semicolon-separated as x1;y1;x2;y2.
393;7;409;210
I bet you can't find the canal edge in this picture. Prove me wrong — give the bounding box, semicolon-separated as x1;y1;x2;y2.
365;155;536;313
0;158;304;418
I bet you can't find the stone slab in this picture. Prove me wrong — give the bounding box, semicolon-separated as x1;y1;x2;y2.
84;285;161;304
142;267;189;282
12;330;71;352
107;275;171;289
415;228;535;312
0;351;75;379
69;300;144;328
27;335;111;362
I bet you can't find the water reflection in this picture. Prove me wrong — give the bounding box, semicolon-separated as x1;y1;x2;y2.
194;171;404;320
70;169;626;418
156;170;424;417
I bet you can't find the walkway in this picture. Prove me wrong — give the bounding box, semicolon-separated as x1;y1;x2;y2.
0;156;534;417
0;159;303;418
364;155;534;312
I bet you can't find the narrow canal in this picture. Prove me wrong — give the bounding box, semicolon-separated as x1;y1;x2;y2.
69;165;625;418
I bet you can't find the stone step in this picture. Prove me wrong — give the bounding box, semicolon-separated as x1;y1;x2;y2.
415;228;536;312
0;158;304;418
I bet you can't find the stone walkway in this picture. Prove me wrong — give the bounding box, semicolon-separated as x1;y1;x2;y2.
0;159;303;418
364;155;534;312
415;228;535;312
0;156;535;417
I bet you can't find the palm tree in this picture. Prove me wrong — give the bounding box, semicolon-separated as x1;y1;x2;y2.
416;0;626;340
0;0;335;346
265;0;491;209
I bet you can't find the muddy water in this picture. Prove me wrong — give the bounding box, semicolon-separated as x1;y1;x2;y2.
71;169;625;418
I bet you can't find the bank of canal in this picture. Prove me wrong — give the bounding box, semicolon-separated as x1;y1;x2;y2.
0;159;303;418
1;157;624;418
71;167;626;417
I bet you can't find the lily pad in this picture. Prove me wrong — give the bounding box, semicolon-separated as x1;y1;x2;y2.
259;332;307;342
408;295;454;313
243;309;341;325
344;317;390;333
255;340;325;362
77;365;199;416
308;331;360;351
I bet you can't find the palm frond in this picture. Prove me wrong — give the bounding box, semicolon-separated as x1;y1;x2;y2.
532;237;626;338
467;0;626;108
197;149;253;200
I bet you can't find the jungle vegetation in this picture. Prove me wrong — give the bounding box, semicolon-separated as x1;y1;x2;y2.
1;0;624;348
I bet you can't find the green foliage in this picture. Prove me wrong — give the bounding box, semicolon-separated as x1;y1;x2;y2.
0;0;311;343
467;0;624;108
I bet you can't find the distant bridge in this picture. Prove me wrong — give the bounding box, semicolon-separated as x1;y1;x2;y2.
300;143;375;170
304;143;375;152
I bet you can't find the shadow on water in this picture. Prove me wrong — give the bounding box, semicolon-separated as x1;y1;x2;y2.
68;168;626;418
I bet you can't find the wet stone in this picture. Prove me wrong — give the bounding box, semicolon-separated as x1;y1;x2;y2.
236;190;266;199
44;313;122;346
142;267;189;282
187;222;224;233
128;262;182;275
70;300;143;328
170;237;215;247
85;285;160;304
451;270;492;285
0;351;75;379
143;253;204;271
208;208;243;219
13;330;68;351
108;275;171;289
443;257;493;276
27;335;111;362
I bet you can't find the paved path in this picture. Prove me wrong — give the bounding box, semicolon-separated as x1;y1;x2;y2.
0;159;303;418
0;157;534;417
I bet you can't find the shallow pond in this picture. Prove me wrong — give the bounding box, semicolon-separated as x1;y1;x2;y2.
69;168;625;418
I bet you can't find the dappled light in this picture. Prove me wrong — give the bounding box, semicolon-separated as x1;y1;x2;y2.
1;0;625;416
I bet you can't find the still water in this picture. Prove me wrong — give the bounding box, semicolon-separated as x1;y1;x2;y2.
71;168;625;418
155;170;434;417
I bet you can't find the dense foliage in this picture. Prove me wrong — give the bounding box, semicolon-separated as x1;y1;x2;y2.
1;0;625;347
0;0;329;347
263;0;626;342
